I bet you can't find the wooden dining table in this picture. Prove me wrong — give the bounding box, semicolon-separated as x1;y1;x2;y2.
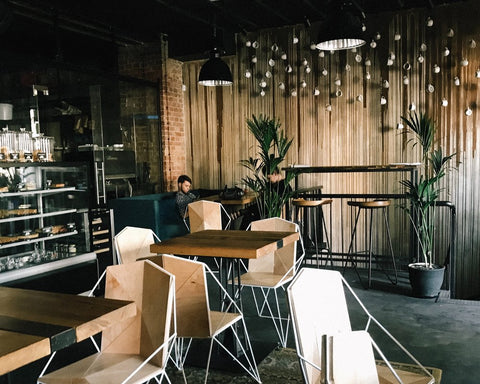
150;229;299;259
0;286;136;376
150;229;300;303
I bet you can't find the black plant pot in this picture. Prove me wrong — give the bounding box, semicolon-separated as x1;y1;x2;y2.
408;263;445;298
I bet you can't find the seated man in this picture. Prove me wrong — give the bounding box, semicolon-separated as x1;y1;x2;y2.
175;174;198;218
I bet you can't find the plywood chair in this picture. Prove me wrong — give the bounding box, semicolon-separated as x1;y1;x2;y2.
114;226;161;264
287;268;436;384
184;199;231;232
184;199;232;271
38;260;176;384
236;217;304;348
147;254;261;384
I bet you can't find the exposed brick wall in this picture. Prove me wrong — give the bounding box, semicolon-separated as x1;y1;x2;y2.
118;38;185;192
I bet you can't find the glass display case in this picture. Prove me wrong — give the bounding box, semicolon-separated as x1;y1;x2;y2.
0;162;95;284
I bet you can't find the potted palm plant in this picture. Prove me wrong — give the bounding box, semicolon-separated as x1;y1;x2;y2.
400;111;455;298
241;114;296;218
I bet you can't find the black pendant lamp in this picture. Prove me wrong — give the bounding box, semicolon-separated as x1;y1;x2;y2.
198;47;233;86
316;2;366;51
198;10;232;87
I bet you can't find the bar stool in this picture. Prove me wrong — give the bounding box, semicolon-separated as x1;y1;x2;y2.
292;198;333;267
345;200;397;288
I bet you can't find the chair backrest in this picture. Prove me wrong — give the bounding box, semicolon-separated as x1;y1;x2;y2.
101;260;175;367
114;226;160;264
187;200;224;232
287;268;352;384
249;217;298;276
146;254;212;338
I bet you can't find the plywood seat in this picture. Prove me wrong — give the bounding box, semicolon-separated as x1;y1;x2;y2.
292;198;333;207
292;198;333;267
347;200;391;209
287;268;437;384
345;199;397;288
38;260;176;384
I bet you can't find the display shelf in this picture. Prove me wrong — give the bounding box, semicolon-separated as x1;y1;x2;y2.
0;163;93;281
0;208;77;224
0;230;79;250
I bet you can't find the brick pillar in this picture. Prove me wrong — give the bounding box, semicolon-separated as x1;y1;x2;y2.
118;37;185;192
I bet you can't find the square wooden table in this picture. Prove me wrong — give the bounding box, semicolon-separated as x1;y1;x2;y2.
0;286;136;375
149;229;299;259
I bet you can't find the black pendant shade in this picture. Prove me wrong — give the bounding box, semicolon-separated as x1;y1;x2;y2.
316;3;366;51
198;48;233;86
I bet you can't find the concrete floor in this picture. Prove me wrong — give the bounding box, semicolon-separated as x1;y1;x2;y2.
2;265;479;384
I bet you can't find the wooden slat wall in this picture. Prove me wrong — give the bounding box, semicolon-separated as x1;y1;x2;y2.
182;1;480;298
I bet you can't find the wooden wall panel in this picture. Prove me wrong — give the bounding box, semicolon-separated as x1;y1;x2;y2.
182;1;480;298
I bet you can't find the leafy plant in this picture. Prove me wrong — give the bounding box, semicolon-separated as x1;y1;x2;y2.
400;112;455;268
241;114;297;218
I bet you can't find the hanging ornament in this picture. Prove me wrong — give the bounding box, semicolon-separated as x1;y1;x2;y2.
271;43;279;52
259;79;267;88
252;41;259;48
305;66;311;74
417;54;425;63
465;107;473;116
245;40;252;47
426;17;434;27
321;68;328;76
265;70;272;78
302;58;308;66
403;76;409;85
370;40;377;48
318;51;325;58
409;102;416;111
293;36;299;44
313;87;320;96
285;64;293;73
335;89;343;97
268;58;275;67
441;98;448;107
278;82;286;90
433;64;440;74
245;70;252;78
394;33;401;41
291;89;297;97
355;54;362;63
365;72;371;80
251;55;257;64
356;94;363;102
447;28;455;37
461;58;469;66
334;77;341;86
345;64;351;72
403;62;411;71
374;32;381;40
300;80;307;88
469;40;477;49
382;80;390;89
365;58;372;66
397;122;404;129
443;47;450;56
426;84;435;93
454;76;460;86
476;69;480;78
380;96;387;105
310;43;317;50
260;89;265;97
325;104;332;111
281;52;287;60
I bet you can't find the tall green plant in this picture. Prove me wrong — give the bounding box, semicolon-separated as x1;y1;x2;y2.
400;112;455;268
240;114;296;218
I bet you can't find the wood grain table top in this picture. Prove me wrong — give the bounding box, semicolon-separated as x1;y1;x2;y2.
0;286;136;375
150;229;299;259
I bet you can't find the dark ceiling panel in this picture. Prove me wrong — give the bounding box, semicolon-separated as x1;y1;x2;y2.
3;0;467;60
